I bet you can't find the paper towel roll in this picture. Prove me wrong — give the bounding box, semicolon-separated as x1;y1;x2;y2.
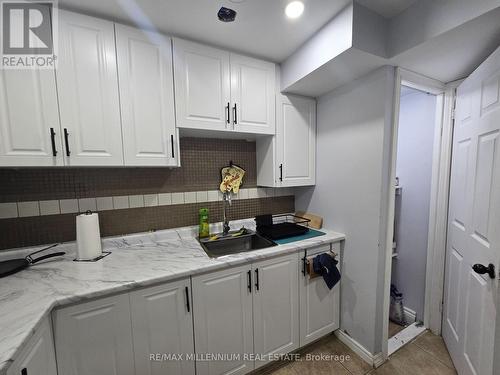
76;212;102;260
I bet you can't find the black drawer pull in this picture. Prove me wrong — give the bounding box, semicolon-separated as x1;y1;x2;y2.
21;369;27;375
50;128;57;156
233;103;238;125
247;270;252;292
255;268;259;291
63;128;70;156
226;102;230;124
170;135;175;158
185;286;190;312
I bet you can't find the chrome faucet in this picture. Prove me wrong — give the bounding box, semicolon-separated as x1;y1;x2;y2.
222;191;232;236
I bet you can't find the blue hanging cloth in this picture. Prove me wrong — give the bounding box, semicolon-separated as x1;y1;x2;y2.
312;253;341;289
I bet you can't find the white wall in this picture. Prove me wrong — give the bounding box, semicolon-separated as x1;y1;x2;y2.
392;87;437;320
295;66;395;354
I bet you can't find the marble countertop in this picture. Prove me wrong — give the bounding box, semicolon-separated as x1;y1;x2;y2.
0;219;345;374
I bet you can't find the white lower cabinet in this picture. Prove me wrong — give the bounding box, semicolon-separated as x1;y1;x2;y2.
253;253;299;369
129;279;195;375
7;318;57;375
299;245;340;346
53;293;135;375
192;264;254;375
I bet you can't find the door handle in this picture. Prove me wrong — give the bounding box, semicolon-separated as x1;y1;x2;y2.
279;164;283;182
21;369;27;375
233;103;238;125
63;128;71;157
472;263;496;279
50;128;57;156
254;268;259;291
185;286;190;312
226;102;230;124
247;270;252;293
170;135;175;158
302;250;307;277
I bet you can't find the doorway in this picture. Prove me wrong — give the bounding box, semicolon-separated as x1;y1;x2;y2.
387;85;439;353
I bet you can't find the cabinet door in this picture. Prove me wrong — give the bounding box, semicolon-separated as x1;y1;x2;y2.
116;25;179;167
57;11;123;166
253;253;299;369
299;245;340;346
7;318;57;375
230;54;275;135
130;278;195;375
53;293;135;375
0;68;63;167
173;38;231;131
192;265;254;375
277;95;316;186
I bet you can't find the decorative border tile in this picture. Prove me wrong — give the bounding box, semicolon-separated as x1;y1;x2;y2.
0;188;295;219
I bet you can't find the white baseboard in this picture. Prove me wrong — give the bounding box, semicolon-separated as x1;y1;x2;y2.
403;306;417;324
334;330;384;368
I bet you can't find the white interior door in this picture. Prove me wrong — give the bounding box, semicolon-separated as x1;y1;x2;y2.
57;11;123;166
230;53;275;134
443;46;500;375
173;38;231;131
116;24;178;166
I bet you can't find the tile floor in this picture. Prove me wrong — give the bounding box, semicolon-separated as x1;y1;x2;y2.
254;330;456;375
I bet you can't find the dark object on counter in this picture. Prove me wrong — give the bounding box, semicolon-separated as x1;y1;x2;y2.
0;244;65;278
255;213;310;240
312;253;341;289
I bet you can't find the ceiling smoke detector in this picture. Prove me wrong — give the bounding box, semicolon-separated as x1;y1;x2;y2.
218;7;237;22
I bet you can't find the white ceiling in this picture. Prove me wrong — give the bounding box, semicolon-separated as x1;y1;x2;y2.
356;0;419;18
59;0;349;62
58;0;419;62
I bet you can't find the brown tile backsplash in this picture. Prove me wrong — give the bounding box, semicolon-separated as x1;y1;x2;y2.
0;138;256;203
0;138;294;250
0;197;294;250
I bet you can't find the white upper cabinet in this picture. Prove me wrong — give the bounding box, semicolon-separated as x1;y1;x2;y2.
116;24;179;167
230;54;275;134
57;11;123;166
173;38;276;135
130;278;195;375
256;94;316;187
173;38;231;132
0;68;63;167
277;95;316;186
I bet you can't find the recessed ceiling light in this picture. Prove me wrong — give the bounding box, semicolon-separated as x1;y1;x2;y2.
285;1;304;19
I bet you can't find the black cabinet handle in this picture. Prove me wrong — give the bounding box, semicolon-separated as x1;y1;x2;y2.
170;135;175;158
247;270;252;293
21;369;27;375
302;250;307;276
50;128;57;156
255;268;259;291
226;102;230;124
63;128;70;156
185;286;190;312
279;164;283;182
233;103;238;125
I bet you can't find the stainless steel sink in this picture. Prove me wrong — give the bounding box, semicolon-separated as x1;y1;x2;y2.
198;230;276;258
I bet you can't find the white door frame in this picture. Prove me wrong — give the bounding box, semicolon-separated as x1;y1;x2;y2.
380;67;459;361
